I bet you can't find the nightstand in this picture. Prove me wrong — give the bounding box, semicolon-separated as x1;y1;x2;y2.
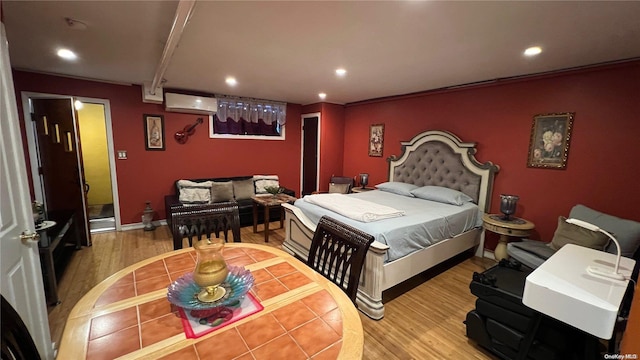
482;213;535;261
351;187;375;193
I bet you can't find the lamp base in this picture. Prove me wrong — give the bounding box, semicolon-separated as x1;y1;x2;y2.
586;265;626;281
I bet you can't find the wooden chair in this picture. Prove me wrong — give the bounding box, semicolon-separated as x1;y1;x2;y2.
307;216;374;304
1;295;41;360
328;175;355;193
171;201;241;250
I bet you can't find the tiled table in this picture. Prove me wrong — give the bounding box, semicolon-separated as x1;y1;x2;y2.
57;243;363;360
252;194;297;242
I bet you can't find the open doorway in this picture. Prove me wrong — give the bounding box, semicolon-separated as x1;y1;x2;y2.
22;92;121;241
76;102;116;233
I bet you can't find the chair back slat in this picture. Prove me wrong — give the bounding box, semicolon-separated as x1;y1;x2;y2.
171;201;241;249
307;216;374;304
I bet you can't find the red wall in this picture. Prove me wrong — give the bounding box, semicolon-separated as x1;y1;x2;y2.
13;71;302;225
342;61;640;248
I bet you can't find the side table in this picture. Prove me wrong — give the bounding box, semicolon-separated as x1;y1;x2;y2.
482;213;535;261
252;194;297;242
351;187;375;193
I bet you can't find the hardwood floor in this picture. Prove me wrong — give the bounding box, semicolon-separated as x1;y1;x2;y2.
49;223;498;359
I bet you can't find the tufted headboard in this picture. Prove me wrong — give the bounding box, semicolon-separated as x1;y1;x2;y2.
388;130;499;212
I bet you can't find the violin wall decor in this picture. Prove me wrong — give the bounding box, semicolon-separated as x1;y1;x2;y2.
174;117;204;144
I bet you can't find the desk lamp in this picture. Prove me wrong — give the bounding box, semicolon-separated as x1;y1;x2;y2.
565;218;624;281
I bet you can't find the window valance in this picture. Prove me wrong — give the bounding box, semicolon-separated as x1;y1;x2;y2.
214;97;286;136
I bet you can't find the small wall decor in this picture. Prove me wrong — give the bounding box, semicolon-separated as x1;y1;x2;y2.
144;114;165;151
369;123;384;157
175;117;203;144
527;112;574;169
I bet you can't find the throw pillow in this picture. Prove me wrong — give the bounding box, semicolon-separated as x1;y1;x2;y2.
254;175;279;194
549;216;610;251
329;183;350;194
569;204;640;257
211;181;234;202
410;186;474;206
177;180;212;204
232;179;255;200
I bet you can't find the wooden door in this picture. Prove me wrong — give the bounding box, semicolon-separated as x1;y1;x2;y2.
0;23;54;359
32;98;90;246
302;115;319;196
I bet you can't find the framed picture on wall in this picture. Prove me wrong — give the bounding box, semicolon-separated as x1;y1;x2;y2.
369;123;384;157
527;112;574;169
144;114;165;151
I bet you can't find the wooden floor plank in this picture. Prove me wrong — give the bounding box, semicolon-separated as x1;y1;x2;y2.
48;223;498;359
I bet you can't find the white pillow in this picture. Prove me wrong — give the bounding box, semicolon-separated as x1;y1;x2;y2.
410;186;473;206
253;175;279;194
177;180;213;203
375;181;418;197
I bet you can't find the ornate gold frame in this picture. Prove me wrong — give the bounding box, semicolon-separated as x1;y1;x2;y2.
527;112;574;169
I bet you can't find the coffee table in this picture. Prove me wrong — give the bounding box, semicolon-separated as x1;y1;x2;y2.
252;194;297;242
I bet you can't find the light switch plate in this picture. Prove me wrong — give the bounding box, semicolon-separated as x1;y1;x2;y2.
117;150;127;159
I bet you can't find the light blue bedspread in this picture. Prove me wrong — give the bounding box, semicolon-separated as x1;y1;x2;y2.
294;190;482;262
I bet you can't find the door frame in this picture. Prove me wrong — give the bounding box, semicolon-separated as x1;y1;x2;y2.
300;112;321;195
21;92;122;232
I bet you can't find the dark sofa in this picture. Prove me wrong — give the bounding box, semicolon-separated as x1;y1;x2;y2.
164;175;295;229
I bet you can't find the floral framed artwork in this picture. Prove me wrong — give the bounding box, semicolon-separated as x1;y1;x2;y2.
144;114;165;151
369;123;384;157
527;112;574;169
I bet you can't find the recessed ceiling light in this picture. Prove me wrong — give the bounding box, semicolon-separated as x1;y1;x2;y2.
225;77;237;86
524;46;542;57
57;48;77;60
335;68;347;77
318;93;327;100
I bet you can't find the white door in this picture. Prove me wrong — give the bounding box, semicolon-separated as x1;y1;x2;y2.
0;22;54;359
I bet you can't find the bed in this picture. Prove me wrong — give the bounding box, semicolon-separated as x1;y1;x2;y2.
282;130;499;319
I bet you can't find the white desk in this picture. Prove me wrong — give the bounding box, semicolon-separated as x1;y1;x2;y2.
523;244;635;339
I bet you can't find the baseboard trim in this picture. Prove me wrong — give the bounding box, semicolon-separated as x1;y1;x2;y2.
119;220;167;231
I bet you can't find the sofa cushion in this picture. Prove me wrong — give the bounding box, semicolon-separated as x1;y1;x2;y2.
211;181;234;202
569;204;640;258
177;180;212;204
507;240;553;271
233;179;255;200
549;216;609;251
254;175;279;194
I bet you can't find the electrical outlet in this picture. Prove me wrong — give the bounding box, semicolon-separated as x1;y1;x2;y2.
117;150;127;159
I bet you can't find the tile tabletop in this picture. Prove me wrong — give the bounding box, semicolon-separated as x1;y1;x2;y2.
57;243;363;360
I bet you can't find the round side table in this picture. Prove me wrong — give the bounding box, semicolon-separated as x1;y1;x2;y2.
482;213;535;261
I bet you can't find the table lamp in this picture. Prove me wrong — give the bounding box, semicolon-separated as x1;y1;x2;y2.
565;218;625;281
359;173;369;189
499;194;519;220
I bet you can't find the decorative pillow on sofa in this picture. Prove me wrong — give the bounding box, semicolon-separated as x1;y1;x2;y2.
177;180;212;204
233;179;255;200
329;183;350;194
549;216;610;251
569;204;640;258
410;186;473;206
254;175;279;194
211;181;234;202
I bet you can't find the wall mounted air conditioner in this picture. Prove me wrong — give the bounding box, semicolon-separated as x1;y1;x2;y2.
165;93;217;114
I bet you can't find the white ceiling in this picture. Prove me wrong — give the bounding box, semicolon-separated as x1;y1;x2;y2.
3;1;640;105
